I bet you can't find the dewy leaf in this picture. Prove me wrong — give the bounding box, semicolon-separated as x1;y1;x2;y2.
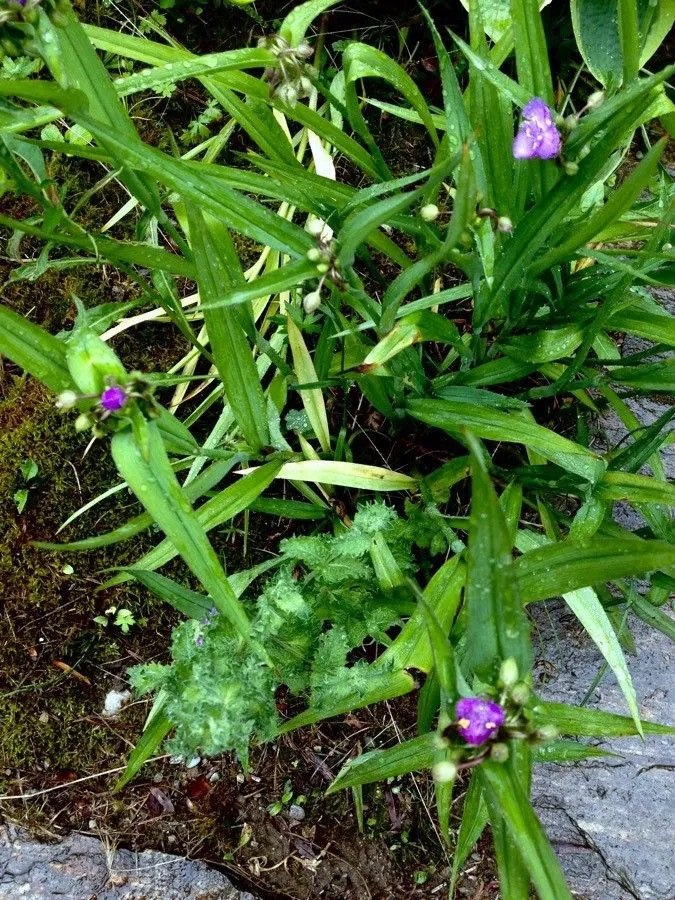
187;204;269;452
516;537;675;603
110;423;250;638
479;757;572;900
287;315;331;453
326;732;437;794
0;302;73;393
535;701;675;737
465;434;532;682
407;398;606;482
516;530;641;734
280;0;342;46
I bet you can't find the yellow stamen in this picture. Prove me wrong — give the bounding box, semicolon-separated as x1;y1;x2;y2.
457;718;470;728
485;721;496;729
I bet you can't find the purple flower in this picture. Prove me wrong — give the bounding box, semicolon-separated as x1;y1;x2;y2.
513;98;561;161
99;385;127;412
455;697;505;746
195;635;204;648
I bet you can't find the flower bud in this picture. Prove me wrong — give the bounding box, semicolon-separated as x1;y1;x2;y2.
315;262;330;274
74;413;92;433
275;82;299;107
563;160;579;176
298;76;314;98
307;219;324;238
536;725;560;742
307;247;322;262
303;291;322;314
499;657;519;688
587;90;604;110
490;742;510;763
420;203;439;222
432;760;458;784
56;390;79;411
296;41;314;59
510;682;531;705
497;216;513;233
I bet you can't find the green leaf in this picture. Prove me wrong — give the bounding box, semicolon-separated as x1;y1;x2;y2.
449;773;489;896
0;301;73;393
536;701;675;737
104;458;283;588
532;138;667;275
280;0;342;45
517;536;675;603
571;0;651;88
465;435;532;681
187;205;269;451
278;669;416;733
343;42;439;150
239;459;418;492
516;531;641;733
114;48;275;97
115;570;211;619
407;398;606;482
287;314;331;453
110;423;250;638
379;556;466;673
326;732;437;794
534;740;617;763
114;704;172;791
479;757;572;900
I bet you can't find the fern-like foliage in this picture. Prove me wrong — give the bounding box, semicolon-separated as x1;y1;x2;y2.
129;500;454;763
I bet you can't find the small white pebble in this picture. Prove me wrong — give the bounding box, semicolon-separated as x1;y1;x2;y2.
186;756;201;769
101;689;131;719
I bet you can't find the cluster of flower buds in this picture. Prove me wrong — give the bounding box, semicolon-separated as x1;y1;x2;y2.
302;220;344;314
432;658;558;783
56;373;156;439
474;206;513;234
258;33;315;107
194;606;220;647
0;0;68;59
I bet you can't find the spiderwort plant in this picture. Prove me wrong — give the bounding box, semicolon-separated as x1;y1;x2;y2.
0;1;674;897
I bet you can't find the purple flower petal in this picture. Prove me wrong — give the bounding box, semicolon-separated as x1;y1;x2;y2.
455;697;505;746
100;385;127;412
513;97;562;162
536;124;562;159
523;97;552;126
513;125;538;160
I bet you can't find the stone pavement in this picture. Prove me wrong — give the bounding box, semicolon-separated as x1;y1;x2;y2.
0;827;255;900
